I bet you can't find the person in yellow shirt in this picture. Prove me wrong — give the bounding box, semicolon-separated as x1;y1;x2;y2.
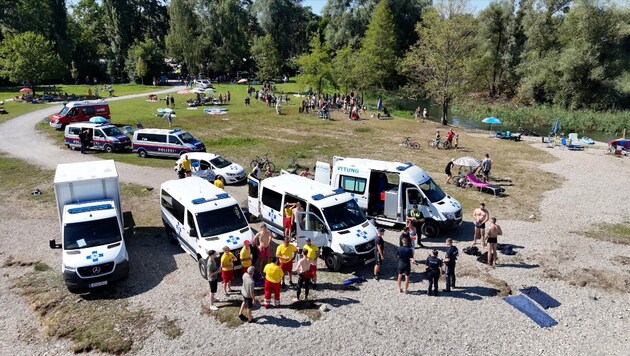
181;155;192;177
240;240;252;270
276;238;297;287
220;246;237;296
213;177;225;189
283;202;296;239
303;238;320;287
263;258;283;307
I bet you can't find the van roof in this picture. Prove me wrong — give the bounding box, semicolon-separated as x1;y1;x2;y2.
54;160;118;183
262;174;352;207
336;157;431;183
66;122;114;129
161;177;238;213
135;128;187;135
65;100;108;108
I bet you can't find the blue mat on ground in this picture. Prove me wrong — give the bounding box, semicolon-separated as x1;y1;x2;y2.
519;286;561;309
503;295;558;328
343;276;367;285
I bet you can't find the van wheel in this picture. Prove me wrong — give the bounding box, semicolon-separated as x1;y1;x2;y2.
421;220;440;238
138;149;147;158
198;257;208;279
325;253;342;272
104;144;113;153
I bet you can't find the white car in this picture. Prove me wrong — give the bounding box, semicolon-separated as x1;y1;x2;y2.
177;152;246;184
194;79;213;89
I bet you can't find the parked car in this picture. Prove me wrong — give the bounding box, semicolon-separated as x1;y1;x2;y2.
194;79;213;89
176;152;245;184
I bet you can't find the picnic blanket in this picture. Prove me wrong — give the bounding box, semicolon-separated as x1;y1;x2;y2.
343;276;367;285
503;295;558;327
519;286;561;309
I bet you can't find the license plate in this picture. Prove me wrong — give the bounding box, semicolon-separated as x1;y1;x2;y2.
364;257;375;265
89;281;108;288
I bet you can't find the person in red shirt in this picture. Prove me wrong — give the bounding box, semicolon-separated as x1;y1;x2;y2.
447;128;455;146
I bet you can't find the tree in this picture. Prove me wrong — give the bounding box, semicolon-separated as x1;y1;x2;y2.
125;39;163;84
356;0;398;90
165;0;203;74
104;0;135;80
477;1;513;97
250;34;282;80
332;45;358;92
0;32;66;86
402;0;478;125
68;0;109;81
295;35;334;94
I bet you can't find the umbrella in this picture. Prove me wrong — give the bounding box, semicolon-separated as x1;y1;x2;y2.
453;156;480;167
551;117;560;135
19;87;32;93
89;116;108;123
204;88;216;94
482;117;502;125
177;89;190;94
237;78;248;84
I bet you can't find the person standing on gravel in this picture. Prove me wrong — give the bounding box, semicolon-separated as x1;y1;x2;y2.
238;266;256;323
239;240;253;275
220;246;237;296
253;224;272;272
397;237;415;293
426;250;443;296
295;249;316;301
303;237;319;288
407;205;425;247
472;203;490;246
483;217;502;267
206;250;220;310
444;239;458;292
373;227;385;281
263;258;283;308
276;238;298;288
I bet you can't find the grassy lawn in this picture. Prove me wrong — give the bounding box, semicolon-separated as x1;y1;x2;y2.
0;84;165;124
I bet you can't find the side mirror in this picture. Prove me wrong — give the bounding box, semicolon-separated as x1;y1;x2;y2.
421;197;429;206
49;239;62;249
320;225;328;234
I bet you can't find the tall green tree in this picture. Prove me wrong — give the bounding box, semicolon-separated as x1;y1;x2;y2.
477;0;512;97
402;0;478;125
68;0;109;81
250;34;282;80
356;0;398;90
332;45;358;92
295;35;334;94
104;0;135;80
165;0;203;74
0;32;65;86
125;38;164;83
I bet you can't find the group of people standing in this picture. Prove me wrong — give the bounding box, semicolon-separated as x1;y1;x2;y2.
472;202;503;266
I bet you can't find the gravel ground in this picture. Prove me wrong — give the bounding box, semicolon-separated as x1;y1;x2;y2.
0;102;629;355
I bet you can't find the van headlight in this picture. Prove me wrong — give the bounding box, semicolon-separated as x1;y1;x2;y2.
444;212;455;220
63;264;77;272
339;243;355;254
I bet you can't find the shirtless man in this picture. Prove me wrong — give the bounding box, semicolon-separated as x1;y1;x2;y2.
253;224;273;272
472;202;490;246
291;202;304;231
483;217;503;267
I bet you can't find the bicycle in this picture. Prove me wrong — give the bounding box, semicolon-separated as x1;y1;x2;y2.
250;153;276;172
401;137;420;150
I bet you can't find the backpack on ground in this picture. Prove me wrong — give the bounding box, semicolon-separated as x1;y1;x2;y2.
477;251;488;264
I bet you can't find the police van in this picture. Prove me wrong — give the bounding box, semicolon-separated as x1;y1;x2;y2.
132;128;206;158
248;172;377;271
64;122;131;153
49;100;111;129
160;177;252;278
315;156;462;237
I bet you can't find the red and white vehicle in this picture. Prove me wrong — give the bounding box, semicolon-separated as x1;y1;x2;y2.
49;100;111;129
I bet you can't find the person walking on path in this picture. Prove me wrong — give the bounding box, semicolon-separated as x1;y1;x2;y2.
238;266;256;323
263;258;283;308
373;227;385;280
295;249;316;301
445;159;455;184
481;153;493;182
206;250;220;310
426;250;443;296
253;224;272;272
276;238;297;288
79;128;90;154
472;203;490;246
220;246;237;296
483;217;503;267
302;237;319;287
406;205;425;247
444;238;458;292
397;237;415;293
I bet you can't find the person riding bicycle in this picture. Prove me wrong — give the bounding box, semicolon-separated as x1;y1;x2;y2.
435;130;441;147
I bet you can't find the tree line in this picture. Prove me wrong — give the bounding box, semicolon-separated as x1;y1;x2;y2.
0;0;628;120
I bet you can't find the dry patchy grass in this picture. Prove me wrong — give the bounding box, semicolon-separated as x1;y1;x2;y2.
13;264;152;354
585;222;630;245
157;316;183;340
201;301;245;328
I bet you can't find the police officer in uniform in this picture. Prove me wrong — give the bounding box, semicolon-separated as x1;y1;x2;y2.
444;238;458;292
407;205;425;247
426;250;443;296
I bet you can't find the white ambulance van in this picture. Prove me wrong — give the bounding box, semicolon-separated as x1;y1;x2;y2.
160;177;253;278
315;157;462;237
248;173;377;271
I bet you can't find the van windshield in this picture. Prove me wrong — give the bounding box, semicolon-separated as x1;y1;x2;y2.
102;126;123;136
64;217;121;250
322;199;367;231
210;156;231;169
196;204;248;237
59;107;69;115
419;178;446;203
178;132;197;143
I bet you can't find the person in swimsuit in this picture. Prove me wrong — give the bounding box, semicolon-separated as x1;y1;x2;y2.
445;159;455;184
483;217;503;267
472;202;490;246
253;224;273;272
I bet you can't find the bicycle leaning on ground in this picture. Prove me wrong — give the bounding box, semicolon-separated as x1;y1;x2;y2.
428;139;452;149
250;153;276;172
401;137;420;150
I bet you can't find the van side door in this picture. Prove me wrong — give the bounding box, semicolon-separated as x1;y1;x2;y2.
185;210;199;253
93;129;105;149
404;186;429;218
247;176;260;219
294;211;330;250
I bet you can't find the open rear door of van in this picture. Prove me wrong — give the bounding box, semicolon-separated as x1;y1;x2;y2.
247;175;260;219
314;161;331;185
